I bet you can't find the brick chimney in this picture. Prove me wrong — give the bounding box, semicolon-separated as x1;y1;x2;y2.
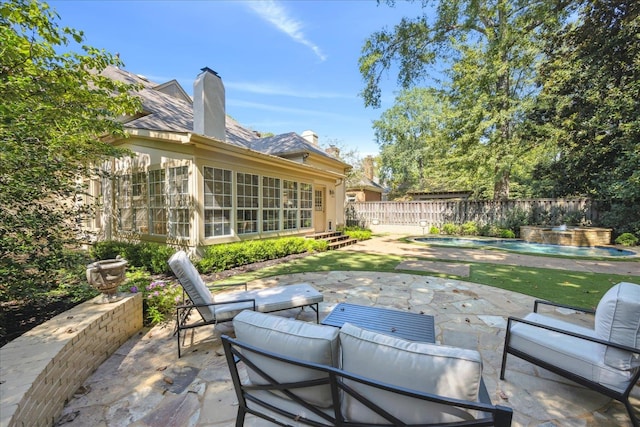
193;67;225;142
301;130;318;146
363;155;375;180
325;145;340;159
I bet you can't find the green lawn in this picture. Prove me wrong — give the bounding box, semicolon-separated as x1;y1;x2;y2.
214;251;639;309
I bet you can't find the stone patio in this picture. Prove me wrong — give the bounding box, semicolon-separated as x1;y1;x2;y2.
57;268;639;426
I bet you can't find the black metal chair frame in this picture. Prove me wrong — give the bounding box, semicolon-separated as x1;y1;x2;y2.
501;299;640;427
175;283;319;358
223;335;513;427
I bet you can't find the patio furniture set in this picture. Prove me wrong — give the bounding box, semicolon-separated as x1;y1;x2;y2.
168;251;640;427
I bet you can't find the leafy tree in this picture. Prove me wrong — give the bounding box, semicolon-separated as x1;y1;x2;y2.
372;88;465;196
0;0;141;300
360;0;574;199
530;0;640;236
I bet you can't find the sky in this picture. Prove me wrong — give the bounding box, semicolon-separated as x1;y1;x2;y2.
47;0;426;158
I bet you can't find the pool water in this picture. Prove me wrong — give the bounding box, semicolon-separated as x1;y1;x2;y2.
413;237;636;258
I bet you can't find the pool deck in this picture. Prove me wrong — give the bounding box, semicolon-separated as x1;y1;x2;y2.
54;234;639;426
366;234;640;276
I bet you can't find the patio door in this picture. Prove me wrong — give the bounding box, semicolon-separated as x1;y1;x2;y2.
313;187;325;233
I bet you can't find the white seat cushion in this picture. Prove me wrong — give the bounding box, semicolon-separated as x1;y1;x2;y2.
595;282;640;370
214;283;323;321
233;310;340;408
509;313;634;393
339;323;483;424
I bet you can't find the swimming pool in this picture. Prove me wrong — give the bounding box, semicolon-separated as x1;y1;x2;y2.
413;237;637;258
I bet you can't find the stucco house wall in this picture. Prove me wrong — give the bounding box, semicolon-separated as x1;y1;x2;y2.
85;67;350;251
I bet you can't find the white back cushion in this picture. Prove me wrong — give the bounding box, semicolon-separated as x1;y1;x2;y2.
168;251;215;322
339;323;483;424
595;282;640;370
233;310;340;408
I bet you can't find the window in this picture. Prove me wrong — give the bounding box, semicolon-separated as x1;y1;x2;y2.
262;176;281;232
237;172;259;234
204;167;232;237
283;180;298;230
315;190;324;211
149;169;166;235
167;166;190;239
300;183;313;228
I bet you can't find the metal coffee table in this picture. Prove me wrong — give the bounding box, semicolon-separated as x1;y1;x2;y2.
321;302;435;343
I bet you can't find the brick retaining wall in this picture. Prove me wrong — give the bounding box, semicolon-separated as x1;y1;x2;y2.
0;293;143;427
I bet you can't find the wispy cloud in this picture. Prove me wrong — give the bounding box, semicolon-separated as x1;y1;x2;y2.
247;0;327;61
226;81;352;99
228;99;346;120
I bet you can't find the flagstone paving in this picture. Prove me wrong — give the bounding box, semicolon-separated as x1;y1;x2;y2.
58;259;639;426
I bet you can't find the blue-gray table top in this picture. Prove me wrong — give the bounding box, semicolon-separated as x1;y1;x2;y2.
321;302;435;343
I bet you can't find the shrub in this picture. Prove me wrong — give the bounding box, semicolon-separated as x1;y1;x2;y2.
90;241;175;274
499;229;516;238
197;237;327;274
615;232;639;247
429;226;440;234
90;240;133;261
342;226;372;241
461;221;479;236
478;223;495;237
124;268;181;326
442;223;460;235
501;207;528;237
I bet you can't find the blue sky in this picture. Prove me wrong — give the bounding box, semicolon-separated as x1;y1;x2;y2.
47;0;424;157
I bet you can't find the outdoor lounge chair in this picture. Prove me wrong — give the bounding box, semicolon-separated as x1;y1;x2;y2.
168;250;323;357
500;281;640;426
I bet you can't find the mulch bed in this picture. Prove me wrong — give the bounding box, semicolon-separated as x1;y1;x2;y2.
0;252;313;347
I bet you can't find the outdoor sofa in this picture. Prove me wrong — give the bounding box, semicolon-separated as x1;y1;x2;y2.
223;310;513;426
168;250;323;357
501;281;640;426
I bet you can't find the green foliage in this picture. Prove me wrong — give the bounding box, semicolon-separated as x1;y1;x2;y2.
499;229;516;239
500;207;529;237
529;0;639;235
597;202;640;239
0;0;142;302
197;237;327;274
429;226;440;234
90;241;175;274
143;280;182;325
341;226;372;241
360;0;573;199
461;221;478;236
615;233;639;247
373;88;457;194
123;268;181;326
441;223;460;235
43;249;98;302
478;224;495;237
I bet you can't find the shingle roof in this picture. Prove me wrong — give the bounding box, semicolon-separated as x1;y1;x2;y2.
102;66;337;157
346;175;385;192
246;132;335;158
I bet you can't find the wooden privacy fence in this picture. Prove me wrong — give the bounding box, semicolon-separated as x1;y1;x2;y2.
345;198;599;228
